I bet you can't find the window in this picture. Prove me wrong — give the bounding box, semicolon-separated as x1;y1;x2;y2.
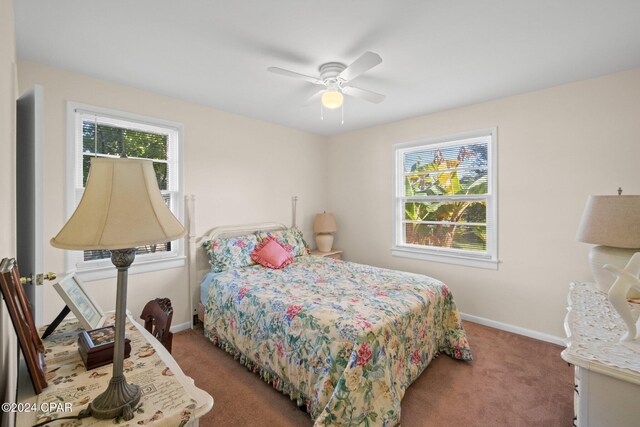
392;129;498;269
66;103;184;281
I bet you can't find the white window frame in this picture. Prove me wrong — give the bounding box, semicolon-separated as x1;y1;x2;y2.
65;102;185;281
391;128;498;269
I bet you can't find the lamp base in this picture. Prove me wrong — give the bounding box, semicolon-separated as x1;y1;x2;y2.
85;375;141;420
316;234;334;253
589;246;640;294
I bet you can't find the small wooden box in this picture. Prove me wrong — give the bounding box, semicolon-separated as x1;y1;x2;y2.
78;325;131;370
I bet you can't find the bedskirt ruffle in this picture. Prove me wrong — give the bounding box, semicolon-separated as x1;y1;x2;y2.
204;329;315;417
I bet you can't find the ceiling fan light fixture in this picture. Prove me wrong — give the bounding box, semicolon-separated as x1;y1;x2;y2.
321;90;343;109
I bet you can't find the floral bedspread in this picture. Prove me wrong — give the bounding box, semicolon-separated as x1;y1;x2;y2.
204;257;471;426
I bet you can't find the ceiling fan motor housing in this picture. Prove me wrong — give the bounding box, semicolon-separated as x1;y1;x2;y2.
319;62;346;88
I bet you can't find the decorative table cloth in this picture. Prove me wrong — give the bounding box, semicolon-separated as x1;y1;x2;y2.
32;314;197;426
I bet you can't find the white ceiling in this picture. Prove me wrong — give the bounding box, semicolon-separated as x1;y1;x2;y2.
14;0;640;136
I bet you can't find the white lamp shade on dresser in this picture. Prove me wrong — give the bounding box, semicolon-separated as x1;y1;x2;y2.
577;195;640;293
577;195;640;248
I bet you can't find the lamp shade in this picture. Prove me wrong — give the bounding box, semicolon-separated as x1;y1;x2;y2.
576;195;640;248
314;213;337;233
51;157;186;250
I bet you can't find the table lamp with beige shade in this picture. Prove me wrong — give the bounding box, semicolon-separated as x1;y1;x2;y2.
576;190;640;293
51;157;186;420
314;212;337;253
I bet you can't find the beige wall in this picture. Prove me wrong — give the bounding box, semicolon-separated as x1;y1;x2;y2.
0;0;16;257
18;60;328;327
0;0;17;418
327;69;640;338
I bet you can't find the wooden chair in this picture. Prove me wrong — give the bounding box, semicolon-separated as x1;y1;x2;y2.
140;298;174;353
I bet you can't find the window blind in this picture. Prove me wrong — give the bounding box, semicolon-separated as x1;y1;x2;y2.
399;137;491;254
77;114;178;262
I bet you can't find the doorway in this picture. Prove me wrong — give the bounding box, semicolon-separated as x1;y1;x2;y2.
16;84;44;326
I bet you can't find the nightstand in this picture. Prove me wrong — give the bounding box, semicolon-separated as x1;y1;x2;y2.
310;249;343;260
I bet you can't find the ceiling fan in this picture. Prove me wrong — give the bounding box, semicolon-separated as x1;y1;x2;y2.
268;51;386;112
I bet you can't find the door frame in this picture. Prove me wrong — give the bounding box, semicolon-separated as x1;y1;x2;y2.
16;84;44;326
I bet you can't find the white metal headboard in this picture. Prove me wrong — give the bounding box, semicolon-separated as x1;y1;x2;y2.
195;222;287;247
185;195;294;326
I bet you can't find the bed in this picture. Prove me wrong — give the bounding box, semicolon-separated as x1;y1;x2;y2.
188;220;472;426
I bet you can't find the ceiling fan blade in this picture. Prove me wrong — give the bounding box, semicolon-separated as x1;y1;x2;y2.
267;67;323;85
339;51;382;82
342;85;386;104
302;89;325;106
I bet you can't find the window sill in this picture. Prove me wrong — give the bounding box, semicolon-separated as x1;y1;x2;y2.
75;255;186;282
391;246;499;270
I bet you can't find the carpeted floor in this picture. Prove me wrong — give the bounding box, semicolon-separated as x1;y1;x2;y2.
172;321;573;426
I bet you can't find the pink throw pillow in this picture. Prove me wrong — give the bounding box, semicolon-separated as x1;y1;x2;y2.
251;236;294;269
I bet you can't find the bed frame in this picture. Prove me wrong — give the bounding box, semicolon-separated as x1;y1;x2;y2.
186;195;294;326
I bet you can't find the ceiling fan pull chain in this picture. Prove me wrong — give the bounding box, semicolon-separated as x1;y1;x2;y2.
341;102;344;125
320;102;324;120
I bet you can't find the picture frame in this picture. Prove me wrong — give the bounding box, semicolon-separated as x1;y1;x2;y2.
53;273;106;330
85;325;119;347
0;258;48;393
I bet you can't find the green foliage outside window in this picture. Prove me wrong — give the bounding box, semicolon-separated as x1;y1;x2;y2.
82;122;168;189
81;120;172;261
404;144;488;252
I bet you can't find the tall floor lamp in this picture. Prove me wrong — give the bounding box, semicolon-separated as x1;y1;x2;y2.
51;157;186;420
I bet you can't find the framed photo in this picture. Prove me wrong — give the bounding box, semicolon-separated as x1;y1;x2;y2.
0;258;47;393
86;325;118;346
53;273;105;330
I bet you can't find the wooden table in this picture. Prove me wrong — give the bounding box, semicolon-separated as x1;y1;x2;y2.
17;312;213;426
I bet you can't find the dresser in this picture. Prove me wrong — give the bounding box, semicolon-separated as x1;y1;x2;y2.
561;282;640;427
16;312;213;426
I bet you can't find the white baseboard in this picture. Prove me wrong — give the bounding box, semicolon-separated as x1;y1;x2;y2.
461;312;565;346
170;321;192;333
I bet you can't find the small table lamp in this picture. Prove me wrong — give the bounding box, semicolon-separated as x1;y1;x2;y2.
314;212;337;253
51;157;186;420
576;193;640;293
